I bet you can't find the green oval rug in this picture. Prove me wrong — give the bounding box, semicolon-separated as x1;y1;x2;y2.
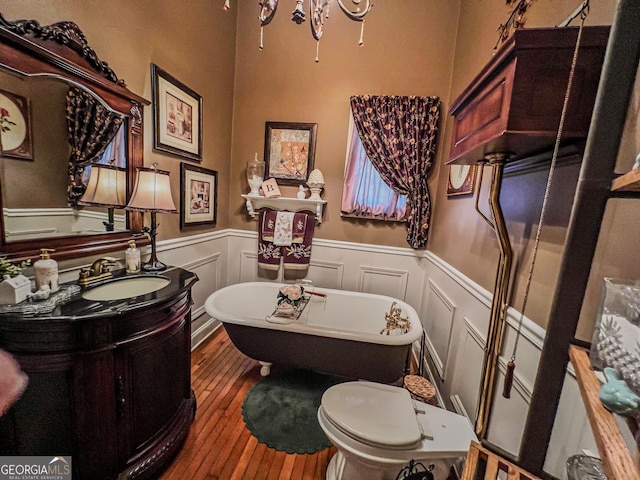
242;369;344;454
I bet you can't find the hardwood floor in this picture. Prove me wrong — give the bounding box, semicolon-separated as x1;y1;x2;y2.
159;327;336;480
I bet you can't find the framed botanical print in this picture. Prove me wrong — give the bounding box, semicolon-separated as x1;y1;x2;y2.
264;121;317;186
447;164;478;196
151;64;202;161
0;89;32;160
180;162;217;229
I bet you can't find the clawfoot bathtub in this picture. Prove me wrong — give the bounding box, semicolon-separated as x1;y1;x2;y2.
204;282;423;383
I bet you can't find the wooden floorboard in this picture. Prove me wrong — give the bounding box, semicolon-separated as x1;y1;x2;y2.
159;328;335;480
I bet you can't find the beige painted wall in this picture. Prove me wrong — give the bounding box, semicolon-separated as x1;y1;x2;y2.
0;74;69;208
230;0;637;335
0;0;237;238
2;1;638;337
428;0;640;337
229;0;461;247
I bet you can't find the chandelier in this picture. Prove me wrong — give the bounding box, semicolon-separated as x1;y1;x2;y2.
223;0;374;62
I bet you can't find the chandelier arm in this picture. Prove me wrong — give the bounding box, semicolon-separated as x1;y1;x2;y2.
259;0;279;26
336;0;372;21
310;0;328;41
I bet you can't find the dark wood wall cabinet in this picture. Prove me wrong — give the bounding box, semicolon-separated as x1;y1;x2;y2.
0;267;198;480
448;26;610;165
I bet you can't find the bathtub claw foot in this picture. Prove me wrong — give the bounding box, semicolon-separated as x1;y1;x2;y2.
259;361;272;377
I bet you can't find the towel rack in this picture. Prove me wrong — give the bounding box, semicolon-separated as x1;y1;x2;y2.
241;194;326;223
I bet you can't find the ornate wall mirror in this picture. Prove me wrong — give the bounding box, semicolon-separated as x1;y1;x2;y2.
0;13;149;262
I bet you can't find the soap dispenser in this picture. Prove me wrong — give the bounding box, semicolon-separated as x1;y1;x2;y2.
34;248;59;293
126;240;141;274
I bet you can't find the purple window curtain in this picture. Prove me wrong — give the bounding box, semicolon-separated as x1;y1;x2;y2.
66;87;124;205
350;95;440;248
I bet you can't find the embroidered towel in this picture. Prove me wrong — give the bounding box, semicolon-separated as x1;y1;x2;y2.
258;209;281;270
273;211;295;246
258;209;315;272
283;211;315;271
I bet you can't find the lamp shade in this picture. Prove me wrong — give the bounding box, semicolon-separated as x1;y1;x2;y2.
79;164;127;208
126;166;177;213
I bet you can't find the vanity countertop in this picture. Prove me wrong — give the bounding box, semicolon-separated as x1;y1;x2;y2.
0;266;198;321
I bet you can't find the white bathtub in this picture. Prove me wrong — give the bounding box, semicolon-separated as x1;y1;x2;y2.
204;282;423;383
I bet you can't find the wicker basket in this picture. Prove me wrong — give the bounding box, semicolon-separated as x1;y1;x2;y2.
403;375;437;406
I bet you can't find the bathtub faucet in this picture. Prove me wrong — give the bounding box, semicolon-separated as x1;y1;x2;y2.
380;301;411;335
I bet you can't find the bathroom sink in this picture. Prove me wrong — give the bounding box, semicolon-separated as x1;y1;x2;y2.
82;276;170;301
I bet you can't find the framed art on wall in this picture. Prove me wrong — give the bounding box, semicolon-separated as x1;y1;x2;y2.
180;162;217;229
447;164;478;196
264;121;317;186
0;89;32;160
151;64;202;161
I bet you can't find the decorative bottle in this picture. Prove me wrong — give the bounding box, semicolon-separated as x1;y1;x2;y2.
126;240;141;274
247;153;265;195
34;248;59;293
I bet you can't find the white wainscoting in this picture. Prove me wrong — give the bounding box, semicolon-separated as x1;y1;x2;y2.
357;266;409;300
421;278;456;381
50;228;596;480
449;317;485;422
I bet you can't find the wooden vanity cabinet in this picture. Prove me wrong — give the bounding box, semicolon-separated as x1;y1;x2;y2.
0;268;198;480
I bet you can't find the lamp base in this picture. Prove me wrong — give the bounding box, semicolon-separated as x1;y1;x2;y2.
141;259;168;272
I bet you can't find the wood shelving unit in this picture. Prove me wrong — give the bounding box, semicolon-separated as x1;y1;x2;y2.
569;346;640;479
612;167;640;192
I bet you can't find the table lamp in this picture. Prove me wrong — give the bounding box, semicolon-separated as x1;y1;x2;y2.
78;163;127;231
125;163;177;271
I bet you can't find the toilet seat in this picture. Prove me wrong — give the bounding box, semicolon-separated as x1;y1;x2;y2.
321;382;422;449
319;381;478;463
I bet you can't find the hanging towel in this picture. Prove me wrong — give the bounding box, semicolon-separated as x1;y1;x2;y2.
273;211;295;246
283;211;315;271
258;209;281;270
258;209;315;272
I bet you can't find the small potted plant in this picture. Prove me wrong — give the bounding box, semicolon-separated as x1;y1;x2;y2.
0;257;31;305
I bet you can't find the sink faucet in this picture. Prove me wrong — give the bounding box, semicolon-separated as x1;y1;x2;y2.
91;257;117;276
78;257;117;287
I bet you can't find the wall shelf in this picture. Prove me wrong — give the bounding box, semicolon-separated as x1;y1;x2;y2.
612;167;640;192
241;194;326;223
569;346;640;480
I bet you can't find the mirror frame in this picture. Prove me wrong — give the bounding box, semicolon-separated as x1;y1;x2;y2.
0;13;150;262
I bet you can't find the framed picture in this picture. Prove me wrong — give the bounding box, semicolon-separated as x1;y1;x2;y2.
180;162;217;229
447;164;478;196
151;64;202;161
264;121;317;186
0;89;33;160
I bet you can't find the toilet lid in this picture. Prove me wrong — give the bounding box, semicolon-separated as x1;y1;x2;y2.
321;381;421;448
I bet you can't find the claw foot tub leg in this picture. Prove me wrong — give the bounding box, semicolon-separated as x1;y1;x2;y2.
259;361;272;376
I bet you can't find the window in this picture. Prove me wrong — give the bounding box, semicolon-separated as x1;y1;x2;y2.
80;123;127;185
341;115;407;221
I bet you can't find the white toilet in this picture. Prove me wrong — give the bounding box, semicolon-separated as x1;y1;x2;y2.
318;381;477;480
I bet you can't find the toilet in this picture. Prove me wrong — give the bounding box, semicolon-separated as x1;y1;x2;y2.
318;381;477;480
